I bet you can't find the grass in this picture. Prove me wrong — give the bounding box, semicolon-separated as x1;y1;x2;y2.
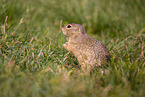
0;0;145;97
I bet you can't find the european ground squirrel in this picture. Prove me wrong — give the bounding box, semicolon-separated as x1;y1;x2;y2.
62;23;110;70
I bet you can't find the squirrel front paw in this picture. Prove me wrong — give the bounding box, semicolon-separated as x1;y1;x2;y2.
63;42;68;49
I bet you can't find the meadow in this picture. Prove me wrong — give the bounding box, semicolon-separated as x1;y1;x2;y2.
0;0;145;97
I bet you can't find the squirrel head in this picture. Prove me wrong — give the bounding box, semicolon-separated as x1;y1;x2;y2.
62;23;86;38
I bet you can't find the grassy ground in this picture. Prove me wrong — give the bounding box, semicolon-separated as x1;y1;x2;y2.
0;0;145;97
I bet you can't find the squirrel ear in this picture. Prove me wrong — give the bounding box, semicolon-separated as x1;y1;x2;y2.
79;27;85;34
74;27;79;32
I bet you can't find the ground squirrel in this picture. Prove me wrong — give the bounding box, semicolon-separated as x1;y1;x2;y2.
62;23;110;70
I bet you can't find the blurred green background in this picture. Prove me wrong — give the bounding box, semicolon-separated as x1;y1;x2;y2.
0;0;145;97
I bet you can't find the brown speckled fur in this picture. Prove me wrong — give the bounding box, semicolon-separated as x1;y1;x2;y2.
62;23;110;71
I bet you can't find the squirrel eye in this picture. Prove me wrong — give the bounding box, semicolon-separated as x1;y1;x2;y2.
67;25;71;28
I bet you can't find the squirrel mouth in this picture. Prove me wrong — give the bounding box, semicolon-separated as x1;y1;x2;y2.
62;31;67;36
62;31;65;35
